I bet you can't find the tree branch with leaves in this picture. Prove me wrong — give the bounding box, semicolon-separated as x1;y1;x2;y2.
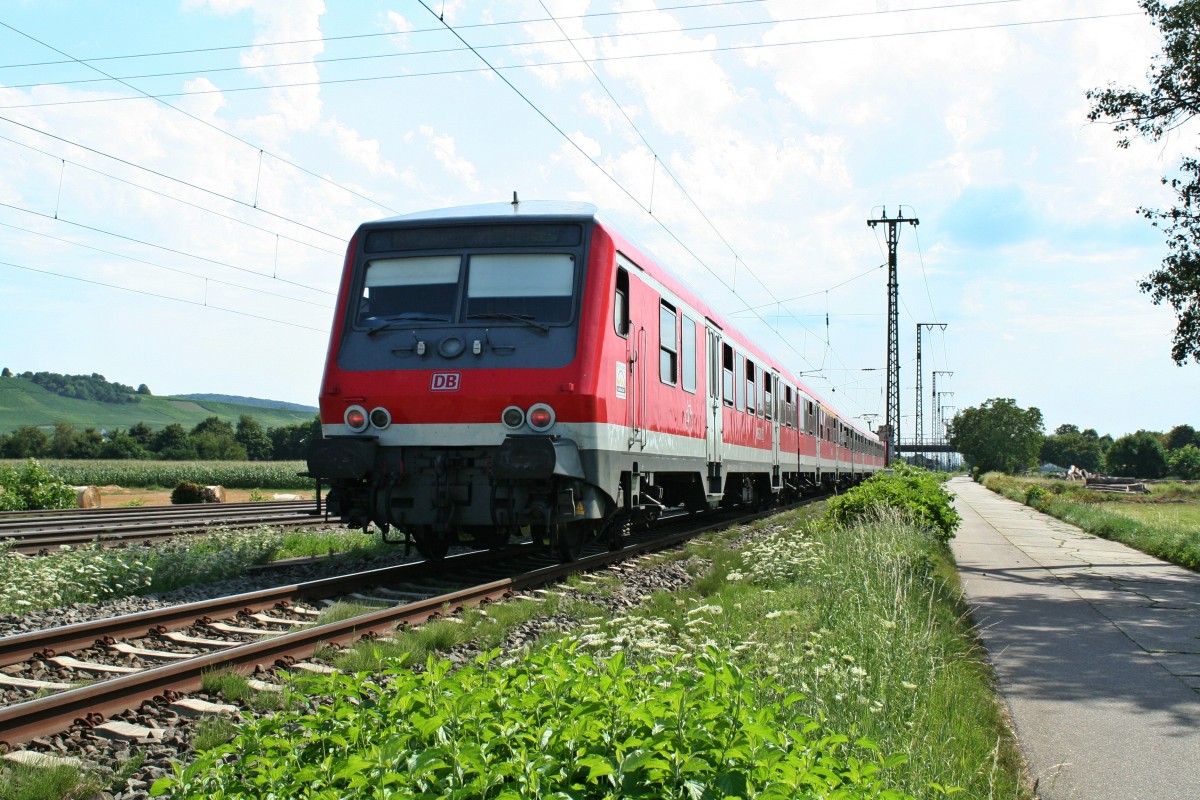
1088;0;1200;364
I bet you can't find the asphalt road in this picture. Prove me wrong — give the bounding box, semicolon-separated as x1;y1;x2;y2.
949;477;1200;800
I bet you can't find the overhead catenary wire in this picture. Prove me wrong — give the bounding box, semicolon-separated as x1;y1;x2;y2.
0;132;344;257
0;115;349;244
0;11;1139;111
0;0;1040;71
0;0;1042;91
0;20;401;215
0;259;328;333
0;200;336;297
0;219;331;309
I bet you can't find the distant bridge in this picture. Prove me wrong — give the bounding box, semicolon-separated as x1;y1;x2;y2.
894;440;956;454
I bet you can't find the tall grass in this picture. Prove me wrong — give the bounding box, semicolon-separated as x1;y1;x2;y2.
983;473;1200;570
160;506;1027;800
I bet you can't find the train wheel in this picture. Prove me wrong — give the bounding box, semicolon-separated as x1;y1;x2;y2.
410;526;449;561
552;522;588;562
605;518;628;551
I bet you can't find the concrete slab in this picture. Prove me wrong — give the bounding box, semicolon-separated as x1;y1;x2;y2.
949;477;1200;800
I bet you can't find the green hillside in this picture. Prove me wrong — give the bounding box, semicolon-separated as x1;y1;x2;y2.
0;377;317;434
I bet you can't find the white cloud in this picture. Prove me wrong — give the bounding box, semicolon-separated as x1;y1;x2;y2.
323;117;398;177
420;125;482;192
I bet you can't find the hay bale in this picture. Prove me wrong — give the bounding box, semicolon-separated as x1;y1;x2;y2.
202;485;226;503
74;486;102;508
273;493;302;502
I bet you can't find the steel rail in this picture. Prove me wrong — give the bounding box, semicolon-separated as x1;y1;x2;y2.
0;501;805;749
0;546;517;668
0;502;328;554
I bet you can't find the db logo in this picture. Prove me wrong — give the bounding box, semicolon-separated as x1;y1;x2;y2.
430;373;461;391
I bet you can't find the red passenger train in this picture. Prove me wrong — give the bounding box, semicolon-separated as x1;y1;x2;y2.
308;200;885;561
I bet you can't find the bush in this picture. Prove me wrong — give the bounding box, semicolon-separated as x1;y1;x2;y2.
0;459;76;511
171;481;206;504
825;464;961;543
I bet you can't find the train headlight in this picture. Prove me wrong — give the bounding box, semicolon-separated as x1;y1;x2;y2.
345;405;368;433
527;403;555;432
502;405;525;429
369;407;391;429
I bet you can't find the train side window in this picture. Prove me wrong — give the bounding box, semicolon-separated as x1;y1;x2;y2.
722;344;734;406
753;367;763;419
764;374;773;421
614;268;630;338
744;358;755;414
735;353;746;411
681;315;697;394
659;302;678;385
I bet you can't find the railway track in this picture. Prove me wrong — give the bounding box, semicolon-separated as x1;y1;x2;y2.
0;502;795;757
0;500;326;554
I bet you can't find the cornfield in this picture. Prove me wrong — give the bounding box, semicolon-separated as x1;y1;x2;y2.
0;460;310;489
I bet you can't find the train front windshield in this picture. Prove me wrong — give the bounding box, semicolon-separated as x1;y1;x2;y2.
338;220;589;371
358;253;576;327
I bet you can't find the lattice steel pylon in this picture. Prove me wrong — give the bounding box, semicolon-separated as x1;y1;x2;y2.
867;208;918;461
916;323;946;448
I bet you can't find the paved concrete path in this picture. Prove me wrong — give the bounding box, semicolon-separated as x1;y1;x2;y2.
948;477;1200;800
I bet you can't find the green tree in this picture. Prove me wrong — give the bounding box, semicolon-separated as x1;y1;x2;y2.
947;398;1045;474
269;416;322;459
1088;0;1200;364
235;415;273;461
1106;431;1168;478
192;432;247;461
1165;423;1198;450
137;383;152;395
1054;423;1080;435
192;416;235;438
154;423;189;452
1;426;50;458
1041;431;1104;472
128;421;156;448
100;430;149;460
1168;444;1200;478
49;421;83;458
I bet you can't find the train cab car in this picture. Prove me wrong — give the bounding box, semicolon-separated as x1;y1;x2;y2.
308;200;882;561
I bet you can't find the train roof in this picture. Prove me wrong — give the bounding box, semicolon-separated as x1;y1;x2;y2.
364;200;599;227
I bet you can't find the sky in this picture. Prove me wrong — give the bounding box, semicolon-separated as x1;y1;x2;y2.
1;0;1197;441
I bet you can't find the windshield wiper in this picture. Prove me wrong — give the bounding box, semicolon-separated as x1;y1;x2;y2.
467;312;550;333
366;313;450;337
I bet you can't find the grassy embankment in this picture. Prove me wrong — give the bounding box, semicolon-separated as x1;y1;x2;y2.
5;470;1030;799
982;473;1200;571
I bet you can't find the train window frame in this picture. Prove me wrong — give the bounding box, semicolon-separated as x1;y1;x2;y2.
614;267;630;338
764;373;773;421
757;368;766;420
735;353;746;412
744;357;756;415
722;344;735;407
681;314;697;394
659;301;678;386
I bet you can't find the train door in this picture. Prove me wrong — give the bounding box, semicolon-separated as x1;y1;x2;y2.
705;325;723;494
617;261;645;450
770;369;781;488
